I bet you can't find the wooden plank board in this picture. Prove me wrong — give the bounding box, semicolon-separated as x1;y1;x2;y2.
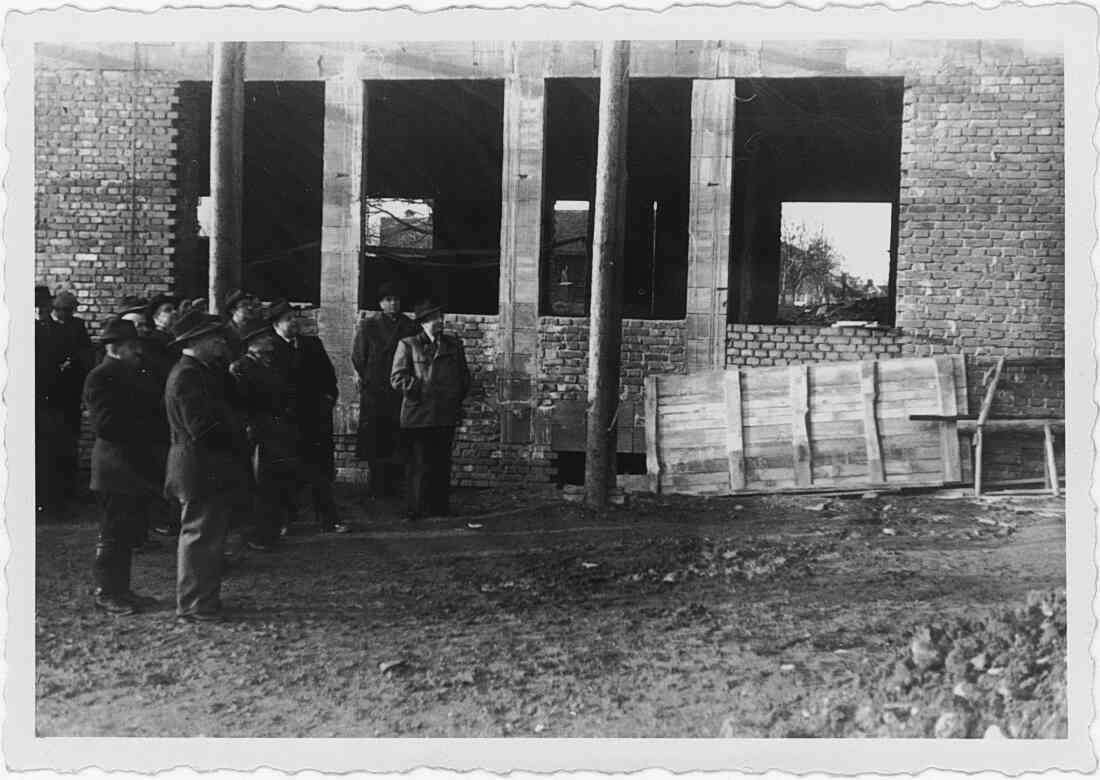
644;376;660;493
790;364;812;487
861;360;886;483
723;370;746;491
934;355;962;482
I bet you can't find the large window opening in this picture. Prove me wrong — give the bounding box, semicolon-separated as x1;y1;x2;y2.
729;78;903;326
361;80;504;314
173;81;325;303
541;78;691;320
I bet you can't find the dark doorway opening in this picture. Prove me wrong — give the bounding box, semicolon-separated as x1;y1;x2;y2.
172;81;325;304
729;77;903;326
555;452;648;487
360;80;504;314
541;78;692;320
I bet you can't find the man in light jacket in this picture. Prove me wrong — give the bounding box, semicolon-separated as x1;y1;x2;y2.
390;299;470;522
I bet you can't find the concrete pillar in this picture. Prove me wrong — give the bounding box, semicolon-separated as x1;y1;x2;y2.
685;79;735;371
318;62;364;436
208;42;245;315
496;75;545;444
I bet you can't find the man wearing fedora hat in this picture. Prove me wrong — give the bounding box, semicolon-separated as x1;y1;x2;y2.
163;308;249;622
230;320;299;551
269;300;347;534
352;282;418;501
391;298;471;522
83;317;166;614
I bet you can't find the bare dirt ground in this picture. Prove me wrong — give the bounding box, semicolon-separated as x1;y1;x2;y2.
36;486;1066;738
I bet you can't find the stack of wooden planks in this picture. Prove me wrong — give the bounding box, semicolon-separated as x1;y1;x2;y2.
645;356;967;496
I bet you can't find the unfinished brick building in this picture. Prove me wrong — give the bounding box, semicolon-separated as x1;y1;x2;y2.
34;40;1065;489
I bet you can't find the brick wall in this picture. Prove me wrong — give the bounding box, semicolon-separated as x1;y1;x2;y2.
895;58;1064;358
726;324;906;367
35;65;178;329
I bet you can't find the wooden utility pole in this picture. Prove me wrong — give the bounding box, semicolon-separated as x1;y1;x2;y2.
584;40;630;508
208;41;246;316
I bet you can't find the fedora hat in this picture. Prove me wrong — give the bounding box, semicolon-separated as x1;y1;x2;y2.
168;307;226;347
35;285;52;307
224;289;255;314
377;281;405;301
265;299;301;324
239;319;273;344
97;317;141;345
118;295;148;316
413;298;444;324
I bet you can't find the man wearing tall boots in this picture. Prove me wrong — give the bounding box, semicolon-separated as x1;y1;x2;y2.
164;309;249;622
83;318;165;614
49;290;94;507
391;299;471;522
269;300;347;534
229;320;299;552
352;282;418;502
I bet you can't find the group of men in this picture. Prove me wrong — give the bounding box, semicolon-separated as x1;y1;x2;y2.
34;282;471;622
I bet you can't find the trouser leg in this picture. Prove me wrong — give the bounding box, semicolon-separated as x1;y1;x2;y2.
428;427;455;516
94;492;138;595
405;429;430;518
176;494;231;616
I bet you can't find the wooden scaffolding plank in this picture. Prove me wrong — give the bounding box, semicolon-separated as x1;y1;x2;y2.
861;360;886;484
724;369;746;491
790;364;812;487
934;355;962;482
644;375;660;493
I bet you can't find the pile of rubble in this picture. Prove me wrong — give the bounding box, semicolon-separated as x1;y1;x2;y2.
825;588;1067;738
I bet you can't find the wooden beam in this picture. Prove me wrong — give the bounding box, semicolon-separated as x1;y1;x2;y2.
973;355;1005;497
1044;423;1061;498
934;356;962;483
723;370;746;491
860;360;886;484
790;364;812;487
644;375;661;494
208;41;245;316
584;41;630;509
956;419;1065;434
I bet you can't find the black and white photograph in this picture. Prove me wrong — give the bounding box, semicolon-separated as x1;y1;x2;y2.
5;1;1097;773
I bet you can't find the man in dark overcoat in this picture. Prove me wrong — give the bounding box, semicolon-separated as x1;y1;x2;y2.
352;282;418;499
229;320;299;551
163;308;249;622
391;299;471;522
36;285;62;517
50;290;94;504
269;300;347;533
82;318;164;614
223;289;259;361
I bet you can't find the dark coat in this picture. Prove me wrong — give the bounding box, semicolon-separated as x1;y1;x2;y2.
83;356;165;496
352;312;418;458
230;352;298;481
272;334;338;480
36;318;60;403
142;327;178;392
49;316;93;427
164;354;249;501
391;331;471;429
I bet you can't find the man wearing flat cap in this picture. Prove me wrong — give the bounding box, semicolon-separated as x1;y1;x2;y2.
352;282;418;501
50;290;94;505
83;318;165;614
230;320;299;551
391;298;471;522
269;300;347;534
163;308;249;622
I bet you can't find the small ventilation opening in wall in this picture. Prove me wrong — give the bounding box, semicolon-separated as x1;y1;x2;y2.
555;452;648;487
